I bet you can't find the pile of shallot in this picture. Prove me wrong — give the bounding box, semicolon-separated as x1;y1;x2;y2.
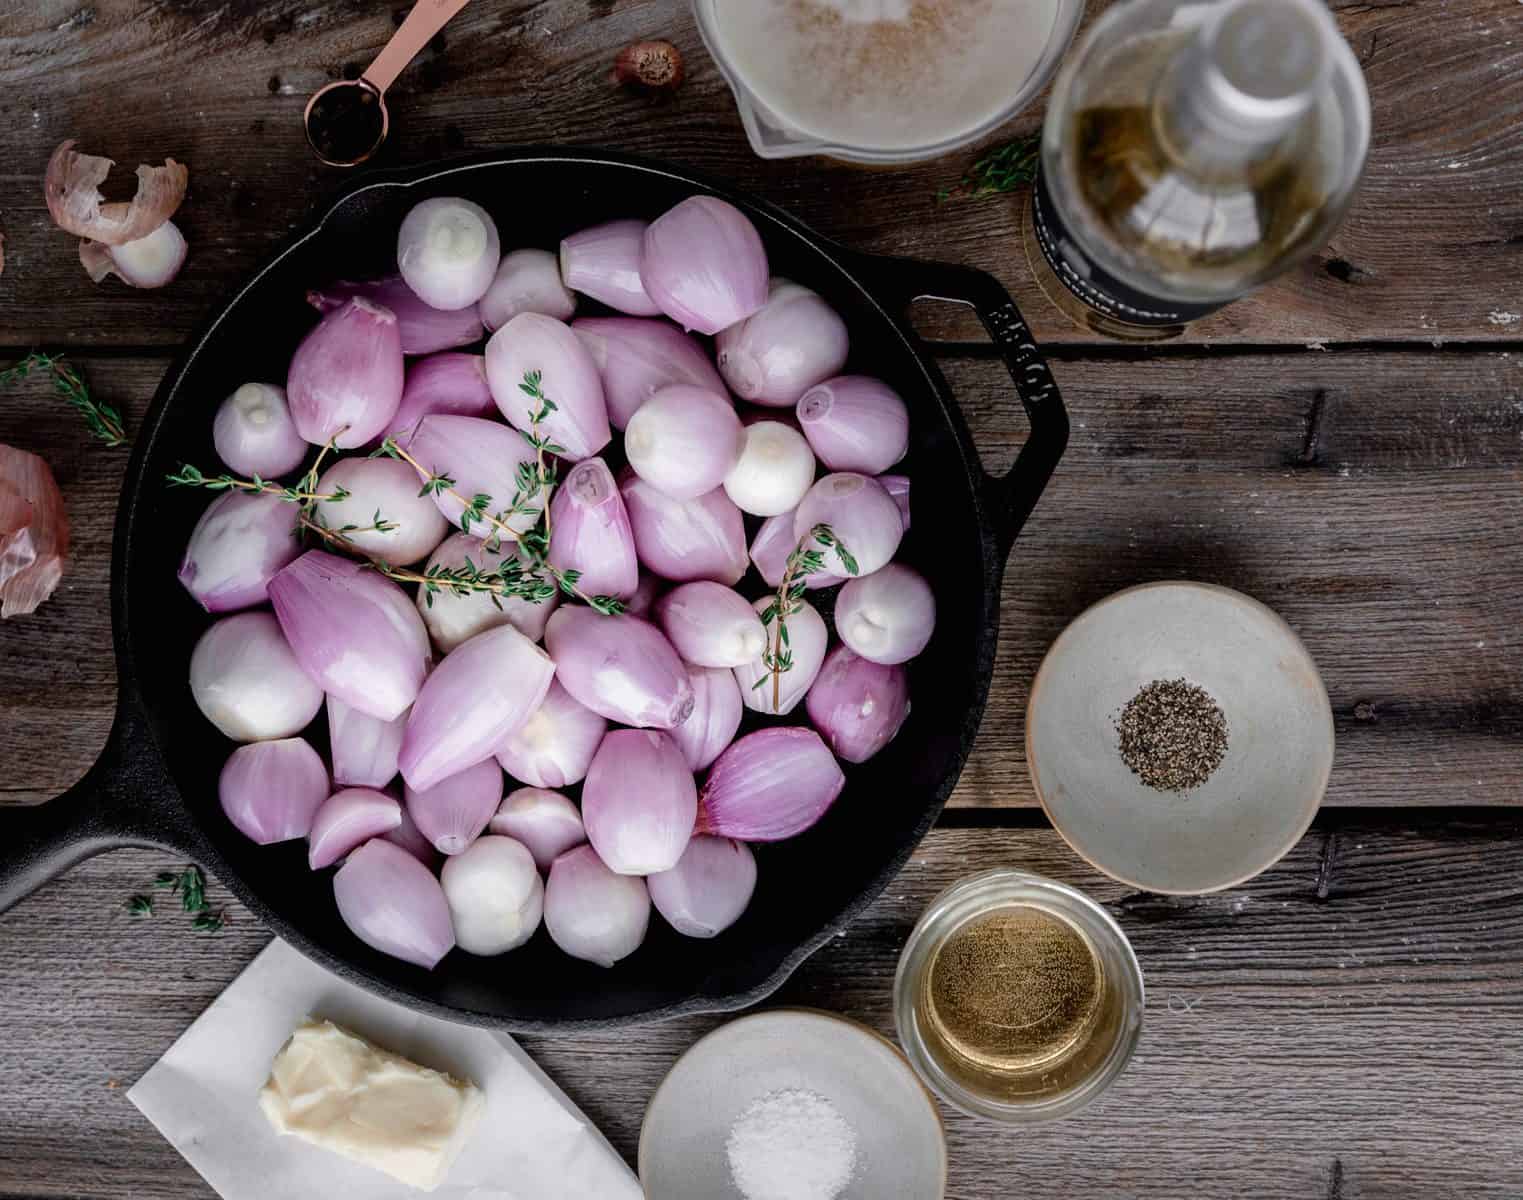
177;192;935;971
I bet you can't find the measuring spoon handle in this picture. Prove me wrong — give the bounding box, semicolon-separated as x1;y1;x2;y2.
363;0;474;95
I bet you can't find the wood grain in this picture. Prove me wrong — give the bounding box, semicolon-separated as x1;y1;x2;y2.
2;823;1522;1198
0;0;1520;349
4;350;1517;808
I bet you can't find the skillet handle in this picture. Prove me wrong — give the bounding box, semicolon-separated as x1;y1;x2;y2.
845;253;1069;559
0;697;202;914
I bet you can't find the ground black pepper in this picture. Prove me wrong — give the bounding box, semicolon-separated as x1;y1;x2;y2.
1115;678;1228;791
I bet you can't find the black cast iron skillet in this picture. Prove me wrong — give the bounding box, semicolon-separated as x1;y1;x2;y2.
0;148;1066;1031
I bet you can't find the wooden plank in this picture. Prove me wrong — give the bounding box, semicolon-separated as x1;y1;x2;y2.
1;823;1522;1198
2;349;1519;808
0;0;1520;349
948;347;1523;807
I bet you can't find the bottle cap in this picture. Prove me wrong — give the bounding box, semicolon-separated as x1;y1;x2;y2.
1189;0;1336;142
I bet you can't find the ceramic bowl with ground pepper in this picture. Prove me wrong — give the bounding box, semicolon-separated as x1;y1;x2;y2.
1026;582;1334;894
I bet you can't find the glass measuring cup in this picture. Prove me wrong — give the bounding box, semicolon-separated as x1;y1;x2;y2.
691;0;1086;164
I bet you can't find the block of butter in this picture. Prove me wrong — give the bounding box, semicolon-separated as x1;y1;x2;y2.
259;1019;485;1192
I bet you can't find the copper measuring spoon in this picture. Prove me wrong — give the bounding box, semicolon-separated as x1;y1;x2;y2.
304;0;473;167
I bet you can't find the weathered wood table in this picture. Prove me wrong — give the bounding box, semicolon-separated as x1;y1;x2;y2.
3;1;1522;1196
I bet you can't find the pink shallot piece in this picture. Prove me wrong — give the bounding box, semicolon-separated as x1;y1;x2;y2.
0;444;69;618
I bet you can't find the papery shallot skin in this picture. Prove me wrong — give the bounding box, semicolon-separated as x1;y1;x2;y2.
0;444;69;619
44;140;187;246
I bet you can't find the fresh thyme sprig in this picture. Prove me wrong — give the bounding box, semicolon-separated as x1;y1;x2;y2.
936;132;1041;202
137;865;227;933
0;351;128;447
165;462;350;506
167;371;623;615
756;523;857;713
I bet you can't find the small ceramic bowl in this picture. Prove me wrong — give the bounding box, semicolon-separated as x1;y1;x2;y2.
639;1008;946;1199
1026;582;1334;894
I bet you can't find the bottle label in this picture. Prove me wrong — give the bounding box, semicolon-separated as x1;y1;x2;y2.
1029;167;1225;328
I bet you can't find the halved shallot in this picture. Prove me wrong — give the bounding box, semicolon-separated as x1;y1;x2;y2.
333;837;455;969
697;727;845;842
398;623;555;792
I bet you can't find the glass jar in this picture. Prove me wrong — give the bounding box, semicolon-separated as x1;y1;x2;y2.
894;868;1144;1122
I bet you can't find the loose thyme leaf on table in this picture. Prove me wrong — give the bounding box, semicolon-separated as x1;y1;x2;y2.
0;351;128;447
936;132;1042;202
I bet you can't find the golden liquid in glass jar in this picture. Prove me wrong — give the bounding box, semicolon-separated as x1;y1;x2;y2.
915;904;1123;1101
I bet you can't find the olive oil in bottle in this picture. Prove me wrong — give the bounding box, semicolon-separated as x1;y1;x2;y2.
1022;0;1371;340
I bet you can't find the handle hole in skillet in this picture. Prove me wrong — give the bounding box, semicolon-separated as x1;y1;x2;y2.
905;296;1040;476
907;295;990;345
